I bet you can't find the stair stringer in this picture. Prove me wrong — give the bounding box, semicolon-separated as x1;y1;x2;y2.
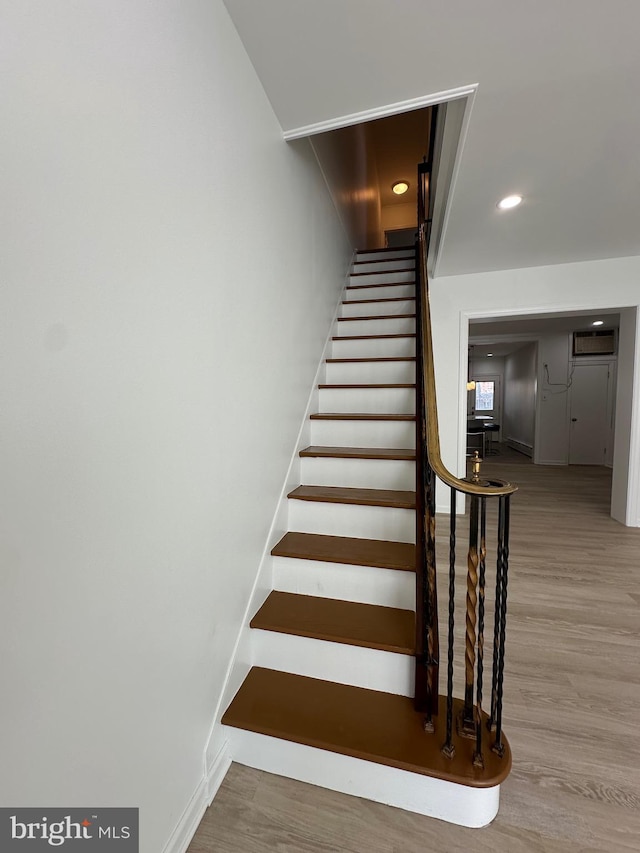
202;252;356;795
225;727;500;828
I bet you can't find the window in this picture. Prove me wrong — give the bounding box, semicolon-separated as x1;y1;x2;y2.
475;381;495;411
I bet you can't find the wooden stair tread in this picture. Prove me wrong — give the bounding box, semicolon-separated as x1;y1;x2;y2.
319;383;415;389
288;485;415;509
222;667;511;787
300;445;416;461
310;412;415;421
332;333;416;341
343;296;416;305
271;532;415;571
338;314;416;322
251;591;414;654
357;245;414;254
354;255;414;264
326;357;416;363
347;281;415;291
350;268;415;277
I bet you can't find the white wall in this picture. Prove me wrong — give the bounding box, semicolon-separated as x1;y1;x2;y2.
536;335;571;464
612;308;640;524
0;3;351;851
504;343;536;455
311;124;383;249
430;256;640;524
381;201;416;235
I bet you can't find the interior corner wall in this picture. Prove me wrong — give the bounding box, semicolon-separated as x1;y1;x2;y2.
310;124;383;250
429;255;640;523
0;3;351;851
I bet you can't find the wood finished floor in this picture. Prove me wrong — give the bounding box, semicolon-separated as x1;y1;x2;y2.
189;448;640;852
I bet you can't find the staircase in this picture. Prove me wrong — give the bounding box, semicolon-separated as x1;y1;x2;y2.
220;247;511;828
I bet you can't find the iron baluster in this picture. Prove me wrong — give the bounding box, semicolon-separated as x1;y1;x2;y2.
493;495;511;757
442;486;457;758
474;497;487;767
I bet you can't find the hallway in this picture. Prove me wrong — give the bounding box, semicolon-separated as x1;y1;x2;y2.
189;457;640;852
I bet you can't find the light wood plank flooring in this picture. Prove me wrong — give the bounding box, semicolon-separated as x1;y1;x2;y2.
189;450;640;852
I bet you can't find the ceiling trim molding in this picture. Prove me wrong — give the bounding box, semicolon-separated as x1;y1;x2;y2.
282;84;478;140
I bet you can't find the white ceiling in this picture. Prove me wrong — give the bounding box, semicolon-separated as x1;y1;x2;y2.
223;0;640;276
469;309;620;357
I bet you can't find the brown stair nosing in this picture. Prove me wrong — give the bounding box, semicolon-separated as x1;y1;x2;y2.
310;412;415;421
299;444;416;462
347;281;416;291
357;245;414;254
337;314;416;322
342;296;416;305
271;532;415;572
300;445;416;461
250;591;414;655
332;333;416;341
326;357;416;363
287;484;416;510
353;254;414;264
319;383;415;389
222;667;512;788
350;268;415;277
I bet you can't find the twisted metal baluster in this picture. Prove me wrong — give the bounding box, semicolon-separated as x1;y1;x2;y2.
442;487;457;758
488;497;505;731
462;495;479;735
493;495;511;757
473;497;487;767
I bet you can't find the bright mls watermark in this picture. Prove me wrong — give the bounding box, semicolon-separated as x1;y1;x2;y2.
0;809;138;850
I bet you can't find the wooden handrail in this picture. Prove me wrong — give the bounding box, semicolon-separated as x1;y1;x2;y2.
417;226;517;498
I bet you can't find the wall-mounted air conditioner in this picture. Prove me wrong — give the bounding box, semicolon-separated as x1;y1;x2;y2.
572;329;616;356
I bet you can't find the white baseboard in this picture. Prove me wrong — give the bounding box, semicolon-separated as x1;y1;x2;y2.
162;741;231;853
506;438;533;457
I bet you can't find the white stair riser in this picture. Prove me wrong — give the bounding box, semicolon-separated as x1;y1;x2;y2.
353;258;415;274
341;299;416;318
330;337;416;359
356;249;413;262
251;630;414;697
310;418;416;449
272;556;415;610
325;360;415;384
349;270;415;286
319;387;415;414
336;317;415;336
224;729;501;827
300;456;415;490
346;284;415;300
288;500;415;543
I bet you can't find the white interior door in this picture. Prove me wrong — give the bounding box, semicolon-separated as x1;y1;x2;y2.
569;363;611;465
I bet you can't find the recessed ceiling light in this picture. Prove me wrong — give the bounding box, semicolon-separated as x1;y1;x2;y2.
392;181;409;195
497;194;523;210
592;320;604;326
487;353;494;357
